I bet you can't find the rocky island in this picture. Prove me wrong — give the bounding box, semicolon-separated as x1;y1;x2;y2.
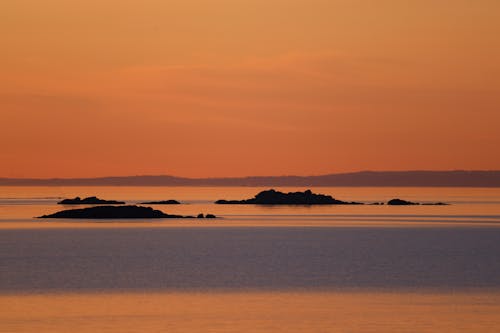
39;205;217;219
215;189;363;205
58;196;125;205
139;200;181;205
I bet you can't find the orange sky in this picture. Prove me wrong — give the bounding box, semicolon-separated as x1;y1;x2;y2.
1;0;500;178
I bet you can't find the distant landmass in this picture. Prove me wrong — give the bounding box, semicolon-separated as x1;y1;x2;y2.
2;171;500;187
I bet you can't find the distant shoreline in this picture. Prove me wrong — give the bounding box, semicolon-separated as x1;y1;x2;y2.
1;171;500;187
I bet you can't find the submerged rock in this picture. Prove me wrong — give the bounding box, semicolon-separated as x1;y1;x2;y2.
215;189;363;205
421;202;449;206
40;205;193;219
387;198;449;206
58;196;125;205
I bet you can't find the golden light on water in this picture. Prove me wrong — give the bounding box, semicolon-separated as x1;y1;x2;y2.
3;292;500;333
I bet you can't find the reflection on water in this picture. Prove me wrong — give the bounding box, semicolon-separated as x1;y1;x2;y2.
2;292;500;333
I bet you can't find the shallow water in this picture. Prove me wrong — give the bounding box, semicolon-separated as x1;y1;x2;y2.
1;186;500;332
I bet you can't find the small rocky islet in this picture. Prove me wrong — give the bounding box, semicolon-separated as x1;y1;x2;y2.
59;196;182;205
139;200;181;205
39;205;217;219
215;189;363;205
58;196;125;205
215;189;449;206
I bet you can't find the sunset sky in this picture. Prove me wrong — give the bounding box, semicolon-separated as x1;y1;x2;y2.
1;0;499;178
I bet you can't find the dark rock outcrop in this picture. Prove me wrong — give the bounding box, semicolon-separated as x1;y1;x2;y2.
58;196;125;205
139;200;181;205
38;205;215;219
215;189;362;205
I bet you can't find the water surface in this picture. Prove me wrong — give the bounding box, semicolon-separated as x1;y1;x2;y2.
1;186;500;332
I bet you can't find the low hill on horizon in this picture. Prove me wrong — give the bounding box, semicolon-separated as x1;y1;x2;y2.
2;171;500;187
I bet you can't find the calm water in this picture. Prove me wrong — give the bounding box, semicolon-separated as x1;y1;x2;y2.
1;186;500;332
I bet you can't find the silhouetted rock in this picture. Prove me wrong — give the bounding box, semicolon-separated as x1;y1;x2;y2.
139;200;181;205
58;196;125;205
205;214;216;218
197;213;204;218
39;205;193;219
387;199;419;205
215;189;363;205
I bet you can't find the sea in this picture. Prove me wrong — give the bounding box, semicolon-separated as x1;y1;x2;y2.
1;186;500;333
